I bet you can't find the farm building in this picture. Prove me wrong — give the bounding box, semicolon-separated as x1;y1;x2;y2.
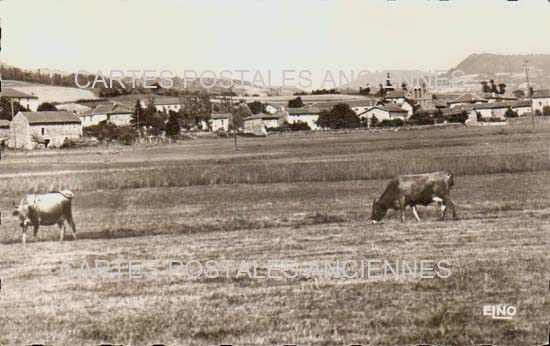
532;90;550;113
142;97;182;113
471;100;532;120
448;93;488;109
286;107;321;130
1;88;39;111
81;103;133;126
359;104;409;123
211;113;231;132
243;113;285;135
11;111;82;149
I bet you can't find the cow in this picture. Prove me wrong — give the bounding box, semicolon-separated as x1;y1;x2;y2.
371;171;457;223
13;190;77;244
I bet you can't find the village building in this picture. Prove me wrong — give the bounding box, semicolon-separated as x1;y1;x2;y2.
80;103;133;126
243;112;285;135
286;107;321;130
211;113;231;132
11;111;82;149
384;90;407;104
479;92;518;103
532;90;550;113
1;88;39;111
141;97;182;112
470;100;532;120
447;93;488;109
359;104;409;123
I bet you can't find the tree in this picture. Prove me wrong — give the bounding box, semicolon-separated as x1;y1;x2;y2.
543;105;550;116
247;101;265;114
401;82;408;91
231;102;252;130
498;83;506;95
165;110;182;136
182;93;212;130
504;107;518;118
316;103;360;129
489;80;498;93
359;86;371;95
37;102;58;111
287;97;304;108
481;81;490;93
370;115;379;128
0;98;27;120
131;99;145;132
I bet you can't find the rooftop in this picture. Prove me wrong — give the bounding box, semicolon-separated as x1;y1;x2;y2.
287;107;321;115
18;111;81;125
532;90;550;99
1;88;38;99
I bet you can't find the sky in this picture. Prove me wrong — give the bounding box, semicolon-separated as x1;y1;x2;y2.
1;0;549;87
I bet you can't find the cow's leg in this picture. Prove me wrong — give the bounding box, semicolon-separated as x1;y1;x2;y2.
33;224;39;238
399;197;407;223
21;225;28;245
58;220;65;242
68;216;77;240
411;205;421;222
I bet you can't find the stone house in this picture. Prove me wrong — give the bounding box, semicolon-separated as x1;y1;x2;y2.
1;88;39;111
11;111;82;149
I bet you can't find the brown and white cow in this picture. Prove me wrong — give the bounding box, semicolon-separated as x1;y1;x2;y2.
371;171;457;223
13;190;77;244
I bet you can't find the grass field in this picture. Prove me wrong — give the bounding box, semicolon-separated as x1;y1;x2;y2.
0;125;549;346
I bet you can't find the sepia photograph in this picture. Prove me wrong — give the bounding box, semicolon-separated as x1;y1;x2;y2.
0;1;549;345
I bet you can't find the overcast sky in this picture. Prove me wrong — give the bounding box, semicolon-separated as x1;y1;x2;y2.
1;0;549;86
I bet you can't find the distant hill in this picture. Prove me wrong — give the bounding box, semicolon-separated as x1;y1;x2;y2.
452;53;550;75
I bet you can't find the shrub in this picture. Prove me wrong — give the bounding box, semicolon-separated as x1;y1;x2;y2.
408;112;435;126
504;107;519;118
83;122;138;145
378;119;405;127
543;105;550;116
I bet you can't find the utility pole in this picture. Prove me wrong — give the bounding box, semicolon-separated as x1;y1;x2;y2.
523;59;535;133
229;86;238;151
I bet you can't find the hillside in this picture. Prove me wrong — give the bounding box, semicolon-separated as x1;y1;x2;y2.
453;53;550;75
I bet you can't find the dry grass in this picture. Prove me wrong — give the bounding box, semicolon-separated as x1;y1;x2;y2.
0;125;549;345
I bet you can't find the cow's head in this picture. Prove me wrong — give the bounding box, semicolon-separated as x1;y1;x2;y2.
371;198;387;224
12;202;31;226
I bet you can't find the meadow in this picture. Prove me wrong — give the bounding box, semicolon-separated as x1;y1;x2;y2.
0;124;549;346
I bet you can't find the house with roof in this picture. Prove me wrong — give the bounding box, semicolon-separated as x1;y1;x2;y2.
286;107;321;130
11;111;82;149
359;104;409;124
211;113;231;132
0;88;39;111
384;90;407;104
243;112;286;135
448;93;488;109
532;90;550;113
470;100;532;120
81;103;133;126
140;97;182;112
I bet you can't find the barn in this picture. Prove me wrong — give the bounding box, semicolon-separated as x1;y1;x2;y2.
81;103;133;126
11;111;82;149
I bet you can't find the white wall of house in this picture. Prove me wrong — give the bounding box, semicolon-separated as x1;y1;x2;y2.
262;119;279;128
18;98;39;112
108;113;133;126
287;114;319;130
212;118;229;131
360;108;391;122
156;104;182;112
81;114;108;127
513;105;531;116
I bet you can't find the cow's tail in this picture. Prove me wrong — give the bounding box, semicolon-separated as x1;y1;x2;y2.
57;190;74;200
444;170;454;188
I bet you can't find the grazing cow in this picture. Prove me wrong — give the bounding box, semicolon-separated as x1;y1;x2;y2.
13;190;77;244
372;171;457;223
